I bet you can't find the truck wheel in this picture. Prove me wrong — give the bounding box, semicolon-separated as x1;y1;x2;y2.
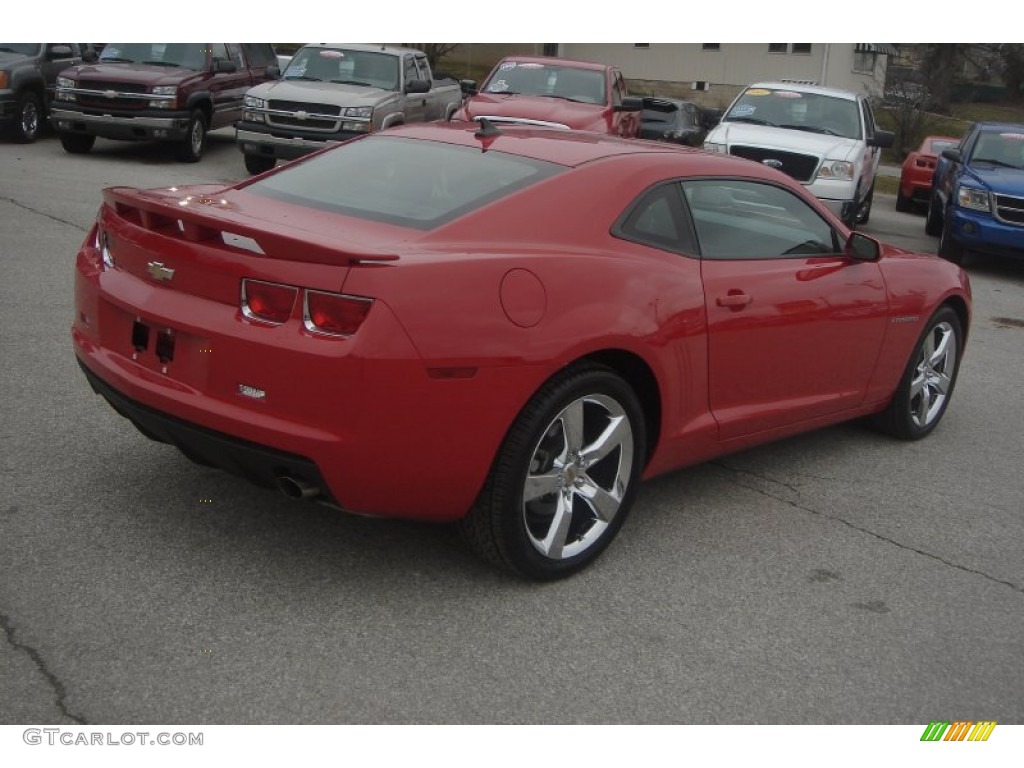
938;218;966;265
244;154;276;175
924;196;943;236
59;133;95;154
12;91;42;143
174;110;207;163
856;185;874;225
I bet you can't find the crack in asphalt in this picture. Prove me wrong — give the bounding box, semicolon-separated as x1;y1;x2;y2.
710;461;1024;596
0;612;88;724
0;195;87;233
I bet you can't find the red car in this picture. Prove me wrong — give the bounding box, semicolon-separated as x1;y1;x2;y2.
897;135;961;212
452;56;642;137
73;122;971;579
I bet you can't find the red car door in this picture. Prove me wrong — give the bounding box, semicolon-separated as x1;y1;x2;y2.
683;179;889;440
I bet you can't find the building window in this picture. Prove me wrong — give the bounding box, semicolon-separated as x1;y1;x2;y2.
634;43;650;49
692;81;709;91
541;43;558;57
853;50;877;74
768;44;788;54
702;44;720;51
792;43;812;55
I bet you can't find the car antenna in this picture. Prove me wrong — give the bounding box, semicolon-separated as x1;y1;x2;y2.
475;118;502;148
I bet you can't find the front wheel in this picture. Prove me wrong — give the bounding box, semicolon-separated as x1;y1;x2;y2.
174;110;207;162
459;363;647;580
59;133;95;154
12;91;42;142
870;306;963;440
924;195;943;236
938;218;966;265
244;153;276;175
856;184;874;225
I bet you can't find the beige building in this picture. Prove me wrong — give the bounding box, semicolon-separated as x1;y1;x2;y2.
550;44;896;107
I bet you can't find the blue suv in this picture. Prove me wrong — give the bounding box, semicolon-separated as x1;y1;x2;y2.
925;121;1024;264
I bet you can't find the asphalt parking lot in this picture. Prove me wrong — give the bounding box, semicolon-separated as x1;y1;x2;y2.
1;129;1023;725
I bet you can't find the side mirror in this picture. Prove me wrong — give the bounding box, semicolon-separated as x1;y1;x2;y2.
406;78;430;94
868;129;894;149
266;65;281;80
615;96;644;112
214;59;237;73
941;148;963;164
49;45;73;59
459;79;478;95
846;232;880;261
82;47;98;63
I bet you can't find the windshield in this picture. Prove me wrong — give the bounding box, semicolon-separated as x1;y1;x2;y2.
99;43;207;69
482;61;607;106
972;131;1024;170
0;43;42;56
283;48;398;91
725;87;863;140
246;136;562;230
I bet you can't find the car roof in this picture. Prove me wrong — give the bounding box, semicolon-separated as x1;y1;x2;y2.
381;121;777;176
745;82;860;101
496;55;609;72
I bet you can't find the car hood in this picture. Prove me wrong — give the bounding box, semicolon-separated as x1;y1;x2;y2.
964;163;1024;195
461;93;608;131
0;51;33;69
62;62;204;87
707;122;861;161
246;78;396;107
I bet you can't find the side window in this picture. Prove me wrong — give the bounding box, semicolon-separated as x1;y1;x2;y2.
225;44;245;69
611;72;625;107
960;128;978;156
403;56;419;86
860;100;875;136
242;44;275;69
415;56;432;82
614;183;696;254
681;180;840;259
209;43;228;66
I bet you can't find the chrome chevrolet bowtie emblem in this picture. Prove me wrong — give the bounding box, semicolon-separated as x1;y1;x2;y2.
762;158;783;169
104;90;117;99
147;261;175;282
295;111;308;120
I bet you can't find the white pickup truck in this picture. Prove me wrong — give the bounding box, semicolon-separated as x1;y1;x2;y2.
703;82;894;227
236;43;465;174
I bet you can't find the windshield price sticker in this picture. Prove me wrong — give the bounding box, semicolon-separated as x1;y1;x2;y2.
498;61;517;70
319;50;345;59
746;88;771;96
731;104;757;117
774;90;803;99
999;132;1024;140
487;79;510;92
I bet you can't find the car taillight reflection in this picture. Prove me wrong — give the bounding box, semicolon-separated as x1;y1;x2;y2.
241;279;298;324
303;290;373;337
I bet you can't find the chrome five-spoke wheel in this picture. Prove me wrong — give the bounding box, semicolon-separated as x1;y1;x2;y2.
460;363;646;580
909;320;957;430
523;393;634;560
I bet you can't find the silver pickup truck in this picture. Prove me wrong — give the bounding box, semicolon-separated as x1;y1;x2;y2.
236;43;465;174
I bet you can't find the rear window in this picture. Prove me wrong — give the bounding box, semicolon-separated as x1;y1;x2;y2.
246;136;563;229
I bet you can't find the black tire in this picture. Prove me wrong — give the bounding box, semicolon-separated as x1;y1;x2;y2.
174;109;207;163
243;153;276;175
458;363;647;580
11;91;42;143
59;132;95;154
870;306;963;440
895;188;912;213
924;195;943;236
856;184;874;225
938;218;966;265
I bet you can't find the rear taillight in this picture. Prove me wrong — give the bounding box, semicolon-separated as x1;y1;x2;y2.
303;290;373;337
241;279;298;325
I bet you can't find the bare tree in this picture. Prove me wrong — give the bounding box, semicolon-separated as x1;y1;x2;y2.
402;44;460;69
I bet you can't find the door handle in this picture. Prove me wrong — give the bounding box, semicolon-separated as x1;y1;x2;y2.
716;292;753;308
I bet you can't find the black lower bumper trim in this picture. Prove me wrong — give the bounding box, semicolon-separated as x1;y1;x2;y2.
77;359;336;504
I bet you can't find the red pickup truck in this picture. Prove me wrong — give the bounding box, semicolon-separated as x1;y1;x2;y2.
453;56;642;137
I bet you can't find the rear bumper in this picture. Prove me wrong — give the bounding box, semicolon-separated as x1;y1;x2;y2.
51;107;191;141
78;358;335;503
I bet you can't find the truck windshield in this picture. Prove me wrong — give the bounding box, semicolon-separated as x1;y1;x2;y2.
482;62;607;106
245;135;563;230
283;48;399;91
725;88;863;140
99;43;208;70
0;44;42;56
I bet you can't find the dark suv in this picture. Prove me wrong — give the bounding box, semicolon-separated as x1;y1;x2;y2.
50;43;277;162
0;43;89;142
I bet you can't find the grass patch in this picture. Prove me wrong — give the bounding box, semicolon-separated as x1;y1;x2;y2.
874;175;900;196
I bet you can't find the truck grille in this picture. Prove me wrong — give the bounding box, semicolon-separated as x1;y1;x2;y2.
993;194;1024;227
729;145;820;183
266;101;343;132
267;115;339;131
79;81;148;94
268;100;341;116
75;81;150;111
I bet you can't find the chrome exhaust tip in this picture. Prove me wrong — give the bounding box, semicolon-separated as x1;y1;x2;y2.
277;475;321;501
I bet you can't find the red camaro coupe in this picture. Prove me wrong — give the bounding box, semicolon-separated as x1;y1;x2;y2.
897;134;961;212
73;122;971;579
